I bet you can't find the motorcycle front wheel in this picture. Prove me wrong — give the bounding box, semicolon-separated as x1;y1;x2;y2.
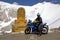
25;27;31;34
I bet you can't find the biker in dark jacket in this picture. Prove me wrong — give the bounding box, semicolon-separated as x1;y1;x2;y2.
34;13;43;32
35;13;42;24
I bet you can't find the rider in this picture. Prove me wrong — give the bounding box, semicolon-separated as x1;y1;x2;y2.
35;13;42;24
34;13;43;32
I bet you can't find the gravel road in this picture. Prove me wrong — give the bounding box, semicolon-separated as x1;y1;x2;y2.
0;31;60;40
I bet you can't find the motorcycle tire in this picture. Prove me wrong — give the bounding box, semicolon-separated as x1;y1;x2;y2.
25;27;31;34
42;25;48;34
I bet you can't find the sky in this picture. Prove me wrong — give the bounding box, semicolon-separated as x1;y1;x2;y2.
0;0;60;6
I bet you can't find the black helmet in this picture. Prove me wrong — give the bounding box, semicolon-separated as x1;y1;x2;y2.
37;13;40;17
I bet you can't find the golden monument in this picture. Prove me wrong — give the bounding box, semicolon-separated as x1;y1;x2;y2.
12;7;27;32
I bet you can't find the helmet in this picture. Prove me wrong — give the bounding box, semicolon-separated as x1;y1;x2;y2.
37;13;40;17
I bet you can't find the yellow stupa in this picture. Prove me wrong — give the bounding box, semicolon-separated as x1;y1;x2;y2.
12;7;27;32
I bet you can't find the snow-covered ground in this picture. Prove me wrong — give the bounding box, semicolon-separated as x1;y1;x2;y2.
0;1;60;33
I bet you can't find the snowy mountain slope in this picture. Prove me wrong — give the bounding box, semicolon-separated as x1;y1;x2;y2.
41;2;60;29
0;1;60;33
27;2;60;29
0;1;32;32
49;18;60;29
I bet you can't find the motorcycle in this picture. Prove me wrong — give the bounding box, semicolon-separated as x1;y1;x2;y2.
25;20;48;35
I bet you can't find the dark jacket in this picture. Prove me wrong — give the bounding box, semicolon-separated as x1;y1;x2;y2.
35;16;42;24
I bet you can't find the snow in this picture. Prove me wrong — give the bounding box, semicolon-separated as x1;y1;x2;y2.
41;2;60;29
0;1;60;33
